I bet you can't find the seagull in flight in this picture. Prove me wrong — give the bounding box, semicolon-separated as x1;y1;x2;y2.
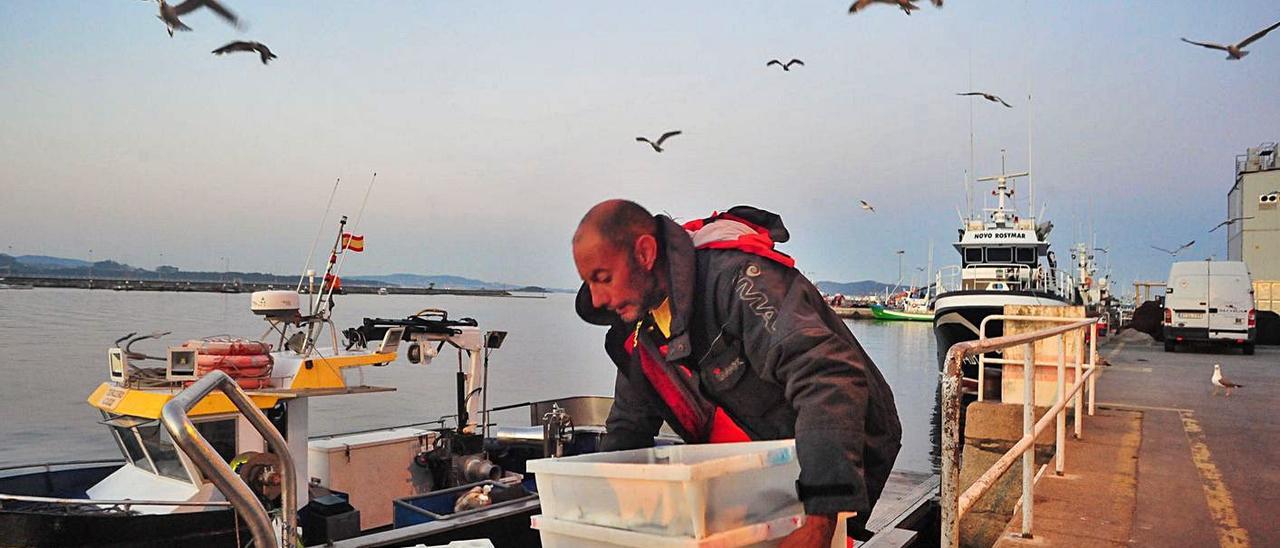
957;92;1012;108
156;0;240;37
1181;21;1280;60
212;41;277;64
636;131;682;153
1212;364;1244;397
1157;240;1192;256
848;0;941;15
859;200;875;213
767;59;805;71
1209;216;1253;233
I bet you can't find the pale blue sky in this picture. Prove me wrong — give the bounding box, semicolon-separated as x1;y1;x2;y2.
2;2;1278;290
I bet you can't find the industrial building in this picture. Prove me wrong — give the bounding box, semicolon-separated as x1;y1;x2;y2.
1228;142;1280;311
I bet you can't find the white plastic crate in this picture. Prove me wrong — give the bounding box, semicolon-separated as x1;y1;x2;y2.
526;440;802;538
531;513;803;548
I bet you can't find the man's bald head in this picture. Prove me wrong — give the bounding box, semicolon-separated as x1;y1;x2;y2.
573;199;657;253
572;199;666;323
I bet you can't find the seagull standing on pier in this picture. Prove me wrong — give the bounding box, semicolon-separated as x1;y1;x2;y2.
957;92;1012;108
1209;217;1254;233
767;59;805;71
860;200;876;213
1181;21;1280;60
156;0;241;37
1212;364;1244;397
635;131;682;153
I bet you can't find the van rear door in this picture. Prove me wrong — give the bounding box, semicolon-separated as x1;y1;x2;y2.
1207;269;1252;339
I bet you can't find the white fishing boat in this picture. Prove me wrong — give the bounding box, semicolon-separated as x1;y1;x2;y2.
932;158;1078;392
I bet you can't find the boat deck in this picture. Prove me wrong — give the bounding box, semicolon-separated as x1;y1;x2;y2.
865;470;940;546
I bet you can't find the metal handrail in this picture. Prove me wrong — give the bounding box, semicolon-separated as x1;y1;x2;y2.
160;371;297;548
976;314;1100;416
940;316;1099;548
0;492;232;508
0;459;125;474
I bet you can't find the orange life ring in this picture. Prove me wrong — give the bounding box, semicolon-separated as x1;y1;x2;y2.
231;377;272;389
184;339;272;356
198;353;272;369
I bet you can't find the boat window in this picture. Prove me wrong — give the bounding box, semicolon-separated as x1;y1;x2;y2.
136;423;194;483
196;419;238;463
1016;247;1035;263
110;425;153;473
964;248;983;264
986;247;1013;263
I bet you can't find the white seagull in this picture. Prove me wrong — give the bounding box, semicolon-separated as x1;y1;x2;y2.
156;0;241;37
212;41;277;64
859;200;875;213
957;91;1012;108
848;0;941;16
1150;240;1195;256
1181;20;1280;60
1209;216;1253;233
1212;364;1244;397
767;59;805;71
636;131;682;153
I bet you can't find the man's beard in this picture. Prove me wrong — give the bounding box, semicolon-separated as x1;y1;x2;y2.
628;255;666;317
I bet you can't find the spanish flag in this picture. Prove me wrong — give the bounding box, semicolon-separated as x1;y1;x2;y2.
341;233;365;253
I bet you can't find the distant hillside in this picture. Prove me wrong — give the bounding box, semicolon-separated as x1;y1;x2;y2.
815;280;896;297
347;273;521;290
2;254;569;291
15;255;93;269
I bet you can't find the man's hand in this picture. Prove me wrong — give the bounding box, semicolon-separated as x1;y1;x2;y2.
780;514;837;548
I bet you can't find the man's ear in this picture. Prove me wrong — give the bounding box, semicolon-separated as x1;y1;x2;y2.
634;234;659;271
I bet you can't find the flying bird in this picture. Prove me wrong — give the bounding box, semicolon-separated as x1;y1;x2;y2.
157;0;240;37
1212;364;1243;397
1181;21;1280;60
859;200;875;213
212;41;277;64
767;59;805;71
636;131;682;153
848;0;941;15
957;92;1012;108
1150;240;1195;256
1209;216;1254;233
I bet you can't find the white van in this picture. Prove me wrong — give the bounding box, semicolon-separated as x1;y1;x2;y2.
1163;260;1256;354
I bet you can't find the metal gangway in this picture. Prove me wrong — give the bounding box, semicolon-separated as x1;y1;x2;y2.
939;316;1101;548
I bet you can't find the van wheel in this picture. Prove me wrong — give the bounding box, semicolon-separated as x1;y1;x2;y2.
1243;343;1255;356
1164;340;1175;352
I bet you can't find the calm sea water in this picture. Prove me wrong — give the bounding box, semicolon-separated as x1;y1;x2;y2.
0;289;939;473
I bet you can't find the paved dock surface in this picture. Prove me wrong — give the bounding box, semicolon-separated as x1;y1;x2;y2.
994;333;1278;547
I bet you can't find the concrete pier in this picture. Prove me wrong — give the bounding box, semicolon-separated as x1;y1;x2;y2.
988;332;1278;547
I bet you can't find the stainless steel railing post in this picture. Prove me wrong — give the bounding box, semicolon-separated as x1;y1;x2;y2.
161;371;297;548
1021;342;1034;538
1055;335;1066;476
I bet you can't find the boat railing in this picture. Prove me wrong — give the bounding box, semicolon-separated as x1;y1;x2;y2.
160;370;297;548
0;492;233;512
0;458;125;475
939;315;1100;548
935;264;1075;299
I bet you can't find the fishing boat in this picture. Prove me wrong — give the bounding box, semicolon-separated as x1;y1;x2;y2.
0;216;940;547
932;159;1078;393
870;302;933;322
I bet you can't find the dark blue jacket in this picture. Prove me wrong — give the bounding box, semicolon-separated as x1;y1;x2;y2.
576;208;902;519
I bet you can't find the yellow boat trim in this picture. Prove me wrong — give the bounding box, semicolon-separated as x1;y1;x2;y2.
286;352;396;390
87;383;281;420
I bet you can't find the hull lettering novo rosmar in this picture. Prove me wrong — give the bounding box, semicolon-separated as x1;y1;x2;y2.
972;231;1030;240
